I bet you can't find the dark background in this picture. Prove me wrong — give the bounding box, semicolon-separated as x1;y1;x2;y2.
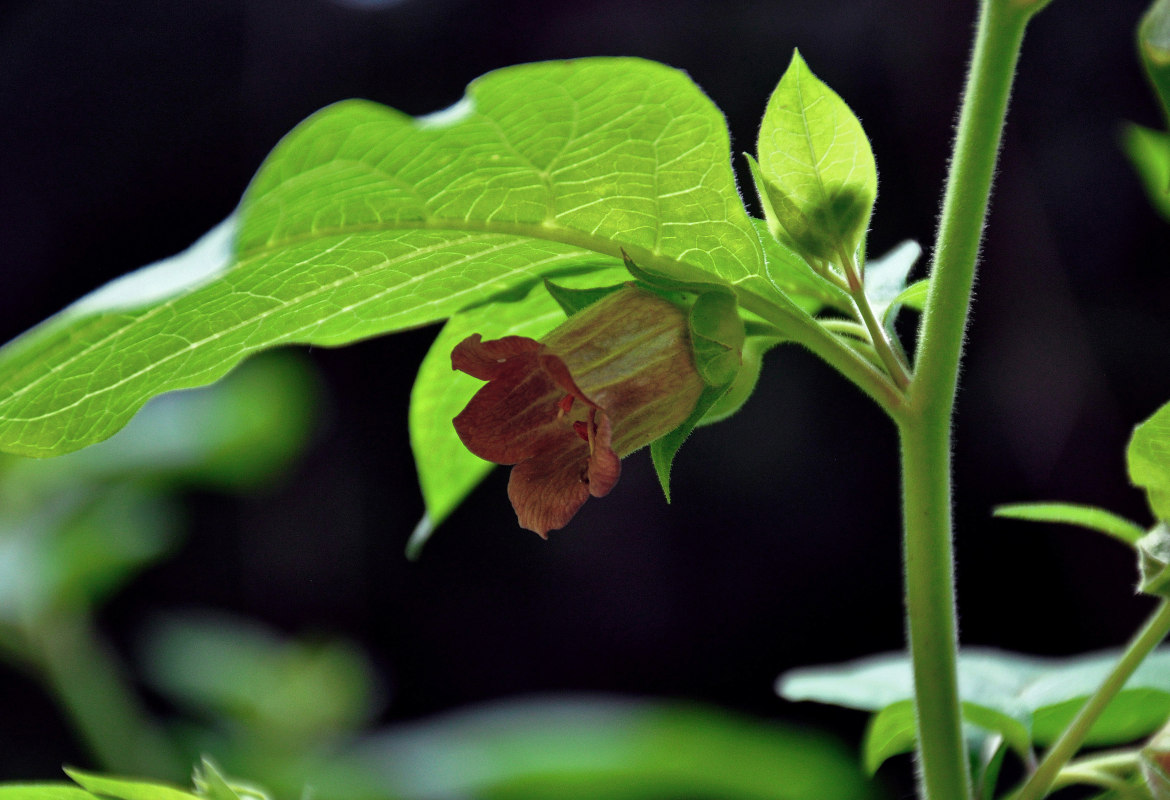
2;0;1168;786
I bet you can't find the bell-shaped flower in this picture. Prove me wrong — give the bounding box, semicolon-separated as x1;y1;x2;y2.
452;286;706;537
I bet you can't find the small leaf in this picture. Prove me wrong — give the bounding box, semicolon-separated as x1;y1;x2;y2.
861;700;1031;775
64;770;198;800
1129;400;1170;522
863;700;918;775
994;502;1147;547
892;280;929;312
755;50;878;262
1140;0;1170;128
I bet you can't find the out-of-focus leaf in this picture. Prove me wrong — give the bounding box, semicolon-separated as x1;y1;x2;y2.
352;695;881;800
863;241;922;327
0;58;769;459
0;786;101;800
138;612;381;745
780;647;1170;747
0;487;180;620
0;353;318;509
1140;0;1170;127
862;699;1031;775
994;502;1147;547
1130;400;1170;522
754;50;877;262
64;770;198;800
1124;125;1170;221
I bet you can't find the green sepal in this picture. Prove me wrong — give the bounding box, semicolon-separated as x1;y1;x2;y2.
700;334;784;425
688;292;746;386
542;278;627;317
1139;523;1170;597
620;250;733;297
650;382;734;503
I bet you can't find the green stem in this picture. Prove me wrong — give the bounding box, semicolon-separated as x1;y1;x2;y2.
839;248;911;390
1013;599;1170;800
899;1;1042;798
735;289;904;416
31;609;186;780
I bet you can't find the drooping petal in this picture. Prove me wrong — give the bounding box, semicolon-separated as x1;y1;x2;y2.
508;411;620;537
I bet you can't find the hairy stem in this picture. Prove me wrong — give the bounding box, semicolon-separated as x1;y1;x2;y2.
900;1;1042;798
1013;599;1170;800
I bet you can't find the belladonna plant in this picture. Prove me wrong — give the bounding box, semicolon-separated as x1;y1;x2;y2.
4;0;1170;798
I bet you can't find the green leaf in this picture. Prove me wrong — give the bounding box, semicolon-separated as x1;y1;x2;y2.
755;50;878;262
750;220;850;315
0;58;766;458
994;502;1147;547
64;770;198;800
862;699;1031;775
353;696;880;800
1130;400;1170;522
1124;124;1170;220
863;240;923;329
406;268;631;557
780;646;1170;747
139;612;380;743
0;786;101;800
1141;0;1170;127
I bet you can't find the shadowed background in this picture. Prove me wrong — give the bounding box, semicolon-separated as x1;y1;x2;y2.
1;0;1168;787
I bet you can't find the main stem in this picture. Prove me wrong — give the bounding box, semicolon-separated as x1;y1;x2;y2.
901;1;1035;798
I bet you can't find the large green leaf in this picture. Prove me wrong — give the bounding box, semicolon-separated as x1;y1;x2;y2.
780;647;1170;747
754;50;877;262
1130;400;1170;522
0;58;768;458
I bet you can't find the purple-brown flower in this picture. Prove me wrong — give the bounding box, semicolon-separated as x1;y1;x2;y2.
452;286;706;537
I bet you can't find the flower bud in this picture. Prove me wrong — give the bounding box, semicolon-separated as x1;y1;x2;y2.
452;286;705;537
